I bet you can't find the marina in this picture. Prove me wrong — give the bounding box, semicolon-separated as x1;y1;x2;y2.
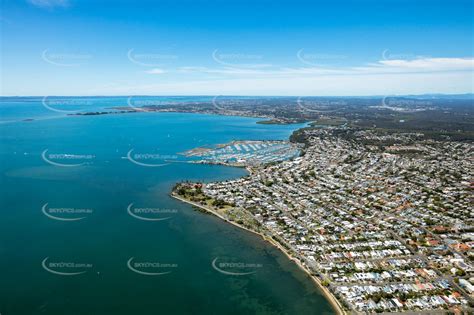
183;140;302;166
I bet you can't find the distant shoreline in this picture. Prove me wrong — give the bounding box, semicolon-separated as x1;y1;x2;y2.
170;192;346;315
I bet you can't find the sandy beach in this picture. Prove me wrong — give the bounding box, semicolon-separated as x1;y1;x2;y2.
171;192;347;315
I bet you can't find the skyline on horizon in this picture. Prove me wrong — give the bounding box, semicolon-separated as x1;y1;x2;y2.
1;0;473;96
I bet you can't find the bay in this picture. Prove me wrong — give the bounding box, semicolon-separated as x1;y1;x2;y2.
0;97;334;315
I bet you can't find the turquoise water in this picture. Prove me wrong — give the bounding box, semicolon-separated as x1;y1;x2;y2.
0;97;334;315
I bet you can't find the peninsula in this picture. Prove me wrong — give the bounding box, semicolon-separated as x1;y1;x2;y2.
172;124;474;313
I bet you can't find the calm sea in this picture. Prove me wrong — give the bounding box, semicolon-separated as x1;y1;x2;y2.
0;97;334;315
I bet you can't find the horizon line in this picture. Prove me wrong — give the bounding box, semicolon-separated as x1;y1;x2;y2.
1;92;473;98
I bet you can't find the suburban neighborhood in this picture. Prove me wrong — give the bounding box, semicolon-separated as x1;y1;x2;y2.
175;126;474;313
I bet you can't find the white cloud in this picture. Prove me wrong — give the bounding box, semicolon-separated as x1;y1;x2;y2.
143;57;474;78
363;57;474;73
4;56;473;96
379;57;474;70
88;70;473;96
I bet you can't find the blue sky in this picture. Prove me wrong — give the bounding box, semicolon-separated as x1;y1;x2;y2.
1;0;473;96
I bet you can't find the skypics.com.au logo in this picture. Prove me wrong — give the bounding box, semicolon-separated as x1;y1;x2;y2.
127;257;178;276
127;203;178;221
42;203;93;221
126;149;177;167
296;49;347;67
42;257;93;276
42;96;93;114
41;149;95;167
296;97;347;114
212;49;265;68
126;96;173;112
378;96;432;112
211;257;263;276
127;49;178;67
42;50;92;67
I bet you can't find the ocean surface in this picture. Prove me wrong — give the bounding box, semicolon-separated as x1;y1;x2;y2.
0;97;334;315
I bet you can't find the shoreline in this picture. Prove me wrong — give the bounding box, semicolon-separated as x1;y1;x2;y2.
170;192;346;315
169;116;345;314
